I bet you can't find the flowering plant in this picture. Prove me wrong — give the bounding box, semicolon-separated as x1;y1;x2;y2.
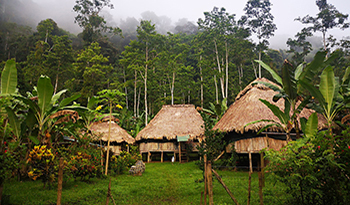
27;145;55;188
67;152;100;180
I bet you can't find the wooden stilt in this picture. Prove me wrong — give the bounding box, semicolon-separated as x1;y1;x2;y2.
249;151;253;173
260;152;265;187
161;151;163;163
147;151;150;163
106;178;111;205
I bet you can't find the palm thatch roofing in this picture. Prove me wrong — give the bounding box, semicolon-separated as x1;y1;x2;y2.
213;78;328;134
90;121;135;144
135;104;204;141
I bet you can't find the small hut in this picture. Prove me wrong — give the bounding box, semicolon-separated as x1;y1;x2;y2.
90;121;135;155
136;104;204;163
213;78;327;169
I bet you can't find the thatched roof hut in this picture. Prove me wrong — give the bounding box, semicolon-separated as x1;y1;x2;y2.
90;121;135;154
214;78;327;134
213;78;327;154
136;104;204;162
136;104;204;141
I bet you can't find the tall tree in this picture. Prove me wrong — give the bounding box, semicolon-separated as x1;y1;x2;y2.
198;7;237;103
295;0;349;52
73;0;121;44
240;0;277;78
287;28;313;64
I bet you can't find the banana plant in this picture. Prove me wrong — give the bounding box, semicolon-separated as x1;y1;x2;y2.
15;75;81;144
299;66;344;129
252;51;338;140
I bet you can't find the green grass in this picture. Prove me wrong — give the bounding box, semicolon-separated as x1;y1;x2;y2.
3;162;288;205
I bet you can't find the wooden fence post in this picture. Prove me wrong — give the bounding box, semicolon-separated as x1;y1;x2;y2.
247;171;252;205
106;178;111;205
208;161;213;205
259;172;263;205
204;155;207;205
57;157;64;205
212;169;240;205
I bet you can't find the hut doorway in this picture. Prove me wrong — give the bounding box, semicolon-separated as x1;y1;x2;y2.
236;153;265;171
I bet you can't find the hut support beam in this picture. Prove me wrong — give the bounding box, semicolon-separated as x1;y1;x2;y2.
161;151;163;163
179;142;182;163
249;151;252;173
148;152;151;163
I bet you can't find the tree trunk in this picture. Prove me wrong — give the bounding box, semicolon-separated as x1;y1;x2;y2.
145;45;148;126
225;41;229;100
259;51;262;78
171;72;175;105
54;61;61;95
214;40;225;99
214;75;219;104
134;70;137;117
137;87;141;117
200;55;203;108
123;68;128;110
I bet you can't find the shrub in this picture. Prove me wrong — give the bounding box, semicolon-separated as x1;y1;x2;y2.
67;151;101;181
111;147;141;175
265;128;350;204
27;145;55;188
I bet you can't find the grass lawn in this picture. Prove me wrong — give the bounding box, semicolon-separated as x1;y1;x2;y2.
3;161;288;205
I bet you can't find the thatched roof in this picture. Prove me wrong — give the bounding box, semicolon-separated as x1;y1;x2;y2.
135;104;204;141
213;78;328;134
90;121;135;144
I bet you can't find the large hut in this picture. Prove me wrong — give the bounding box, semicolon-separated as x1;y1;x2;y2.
90;121;135;155
213;78;327;169
136;104;204;163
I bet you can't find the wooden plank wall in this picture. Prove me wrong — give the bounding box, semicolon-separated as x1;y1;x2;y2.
226;136;287;153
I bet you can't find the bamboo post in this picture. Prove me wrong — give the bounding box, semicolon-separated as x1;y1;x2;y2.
247;171;252;205
204;155;207;205
161;151;163;163
212;169;240;205
57;157;64;205
148;151;151;162
208;161;213;205
105;104;113;175
259;172;263;205
106;178;111;205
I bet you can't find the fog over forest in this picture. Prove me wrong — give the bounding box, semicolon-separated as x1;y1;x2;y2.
2;0;349;49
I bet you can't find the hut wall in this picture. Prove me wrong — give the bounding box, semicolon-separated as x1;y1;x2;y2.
139;142;200;153
139;142;178;153
226;136;287;153
105;145;121;155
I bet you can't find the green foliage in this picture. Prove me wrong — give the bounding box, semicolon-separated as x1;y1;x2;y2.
0;141;20;185
67;151;100;181
264;127;350;204
1;59;17;95
111;148;141;175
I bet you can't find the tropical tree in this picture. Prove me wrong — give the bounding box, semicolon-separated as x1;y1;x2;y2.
197;7;237;103
73;0;121;44
96;89;125;175
250;51;332;141
287;28;313;64
295;0;349;52
240;0;277;78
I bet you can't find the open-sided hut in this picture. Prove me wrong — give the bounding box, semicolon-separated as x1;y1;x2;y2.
136;104;204;163
213;78;327;169
90;121;135;155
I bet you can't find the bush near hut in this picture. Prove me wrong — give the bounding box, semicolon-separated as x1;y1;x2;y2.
264;127;350;204
27;145;56;188
111;146;141;175
67;151;100;181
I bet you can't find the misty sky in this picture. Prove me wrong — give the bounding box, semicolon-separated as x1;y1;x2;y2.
31;0;350;49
